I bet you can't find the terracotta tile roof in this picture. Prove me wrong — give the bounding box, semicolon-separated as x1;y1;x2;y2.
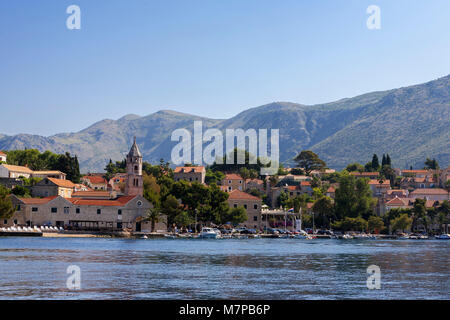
67;195;137;207
224;173;243;180
228;189;260;201
369;179;390;186
18;196;58;205
174;166;205;173
306;203;314;209
387;189;407;195
82;175;107;184
327;186;335;193
350;172;380;176
0;151;6;156
386;197;409;206
300;181;311;186
33;170;66;176
72;191;111;198
402;170;429;174
1;164;33;174
410;188;448;195
47;178;75;188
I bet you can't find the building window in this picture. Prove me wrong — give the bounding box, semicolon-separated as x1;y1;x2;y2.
234;204;237;208
51;207;57;213
14;219;17;225
17;205;21;211
32;207;38;212
254;204;258;210
64;207;69;214
97;209;101;215
244;204;247;209
253;216;258;221
118;209;122;215
3;219;7;224
76;208;80;214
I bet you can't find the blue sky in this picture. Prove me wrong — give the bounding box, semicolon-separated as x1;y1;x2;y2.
0;0;449;136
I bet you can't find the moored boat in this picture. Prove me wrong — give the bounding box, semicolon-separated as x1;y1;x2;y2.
436;234;450;240
200;227;221;239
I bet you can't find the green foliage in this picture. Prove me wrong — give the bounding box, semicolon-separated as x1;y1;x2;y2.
20;177;43;187
209;148;267;174
368;216;384;233
331;217;368;232
371;154;380;171
205;169;224;185
104;159;126;180
145;207;163;232
293;150;326;175
290;168;305;175
312;196;335;229
424;157;439;170
174;211;193;228
345;163;364;172
334;173;376;220
5;150;81;182
0;185;15;219
390;214;413;233
11;185;30;197
224;206;248;226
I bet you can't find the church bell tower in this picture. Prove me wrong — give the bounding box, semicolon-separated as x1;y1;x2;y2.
124;137;143;196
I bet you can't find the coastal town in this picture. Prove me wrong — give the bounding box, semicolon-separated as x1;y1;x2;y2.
0;141;449;240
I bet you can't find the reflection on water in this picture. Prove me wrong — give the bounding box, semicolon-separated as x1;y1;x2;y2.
0;238;448;299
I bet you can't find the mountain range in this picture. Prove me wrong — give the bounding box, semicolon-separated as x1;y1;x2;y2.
1;75;449;172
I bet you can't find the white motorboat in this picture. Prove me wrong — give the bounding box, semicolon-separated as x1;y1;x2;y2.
200;227;220;239
436;234;450;240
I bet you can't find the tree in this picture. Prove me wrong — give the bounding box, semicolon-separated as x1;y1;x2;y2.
224;206;248;226
345;163;364;172
368;216;384;234
160;195;183;227
371;154;380;171
205;169;224;185
173;211;193;230
331;217;368;232
380;165;395;184
293;150;326;175
145;207;163;232
412;198;427;232
381;154;387;167
11;185;30;197
391;214;412;233
0;185;15;220
312;196;334;229
334;173;376;220
143;174;161;207
386;154;391;166
424;158;439;170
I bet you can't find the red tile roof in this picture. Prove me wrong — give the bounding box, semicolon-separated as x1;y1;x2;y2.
350;172;380;176
224;173;243;180
228;189;260;201
82;175;107;184
368;179;390;186
327;186;335;193
386;197;409;206
47;178;75;188
174;166;205;173
410;188;448;195
300;181;311;186
18;196;58;205
67;195;137;207
0;151;6;156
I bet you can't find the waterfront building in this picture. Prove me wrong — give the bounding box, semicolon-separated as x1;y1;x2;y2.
0;151;6;162
1;140;165;233
227;189;262;230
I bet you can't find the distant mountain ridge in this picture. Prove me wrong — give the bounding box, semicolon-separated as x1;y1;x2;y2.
1;75;449;172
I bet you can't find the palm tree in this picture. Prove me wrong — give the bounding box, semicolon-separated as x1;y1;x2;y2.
144;207;162;232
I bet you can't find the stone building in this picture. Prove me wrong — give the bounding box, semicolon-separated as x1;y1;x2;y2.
227;189;262;230
0;164;33;178
174;166;206;184
32;177;75;198
221;173;245;191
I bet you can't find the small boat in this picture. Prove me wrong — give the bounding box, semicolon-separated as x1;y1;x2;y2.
342;234;353;239
141;235;148;239
436;234;450;240
200;227;221;239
